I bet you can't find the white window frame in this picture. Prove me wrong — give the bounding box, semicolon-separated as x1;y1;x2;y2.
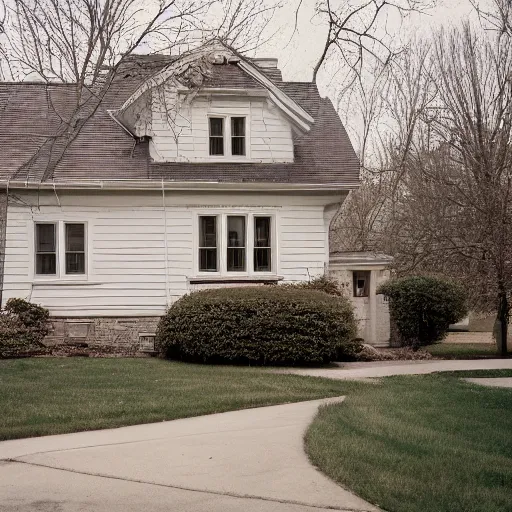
32;220;89;281
34;222;58;277
207;114;250;161
194;212;276;277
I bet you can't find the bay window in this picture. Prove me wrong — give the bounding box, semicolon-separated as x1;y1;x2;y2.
197;214;274;275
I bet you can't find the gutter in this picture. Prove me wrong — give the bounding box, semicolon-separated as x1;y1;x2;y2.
2;179;359;192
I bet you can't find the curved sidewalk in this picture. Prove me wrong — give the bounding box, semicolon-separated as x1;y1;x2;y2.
0;397;379;512
282;358;512;380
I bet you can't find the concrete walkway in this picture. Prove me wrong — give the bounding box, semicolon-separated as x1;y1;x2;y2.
464;377;512;388
282;358;512;380
0;397;379;512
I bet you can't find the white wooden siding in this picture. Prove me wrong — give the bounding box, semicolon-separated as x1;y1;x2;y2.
149;93;294;163
2;191;343;316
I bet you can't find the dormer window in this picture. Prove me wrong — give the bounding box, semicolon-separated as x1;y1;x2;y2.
231;117;245;156
208;115;246;157
209;118;224;155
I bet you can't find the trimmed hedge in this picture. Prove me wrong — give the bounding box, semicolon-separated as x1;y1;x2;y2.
378;276;467;348
0;298;50;358
284;275;345;296
156;286;358;365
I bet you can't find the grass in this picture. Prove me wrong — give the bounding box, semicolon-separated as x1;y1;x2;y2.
425;342;498;359
305;371;512;512
0;357;348;441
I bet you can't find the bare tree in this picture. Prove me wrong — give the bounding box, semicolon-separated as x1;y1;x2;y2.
311;0;436;84
471;0;512;36
0;0;279;181
335;21;512;355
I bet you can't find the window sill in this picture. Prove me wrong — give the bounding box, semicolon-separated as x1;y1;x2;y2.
188;275;283;285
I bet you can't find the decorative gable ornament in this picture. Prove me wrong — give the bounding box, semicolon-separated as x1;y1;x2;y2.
109;40;314;137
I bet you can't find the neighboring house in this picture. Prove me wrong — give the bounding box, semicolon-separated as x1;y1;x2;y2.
0;40;360;349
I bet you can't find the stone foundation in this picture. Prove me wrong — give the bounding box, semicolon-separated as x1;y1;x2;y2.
45;316;160;352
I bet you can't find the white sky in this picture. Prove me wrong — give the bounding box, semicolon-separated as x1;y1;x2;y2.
258;0;477;88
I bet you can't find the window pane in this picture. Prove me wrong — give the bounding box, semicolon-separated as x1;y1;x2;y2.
66;253;85;274
36;254;56;275
209;118;223;136
254;249;271;272
231;137;245;156
66;223;85;252
231;117;245;136
199;216;217;247
200;248;217;272
36;224;55;253
227;216;246;271
227;248;245;271
209;137;224;155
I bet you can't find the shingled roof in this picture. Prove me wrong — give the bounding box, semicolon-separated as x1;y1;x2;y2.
0;54;359;189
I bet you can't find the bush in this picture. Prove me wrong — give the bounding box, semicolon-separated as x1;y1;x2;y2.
378;276;467;348
285;275;345;296
156;286;359;365
0;299;50;358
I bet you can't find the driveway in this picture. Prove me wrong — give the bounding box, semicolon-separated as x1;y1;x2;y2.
282;358;512;380
0;397;378;512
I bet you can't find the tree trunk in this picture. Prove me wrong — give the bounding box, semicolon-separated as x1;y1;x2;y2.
497;286;509;358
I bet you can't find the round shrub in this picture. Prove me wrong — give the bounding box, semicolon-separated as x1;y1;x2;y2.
378;276;468;348
0;298;50;357
156;286;358;365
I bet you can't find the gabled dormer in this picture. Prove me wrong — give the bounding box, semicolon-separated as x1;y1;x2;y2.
110;41;314;164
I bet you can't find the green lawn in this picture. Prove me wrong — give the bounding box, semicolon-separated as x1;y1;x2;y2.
425;342;498;359
305;370;512;512
0;357;348;441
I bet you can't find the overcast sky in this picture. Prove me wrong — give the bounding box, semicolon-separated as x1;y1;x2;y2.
258;0;476;87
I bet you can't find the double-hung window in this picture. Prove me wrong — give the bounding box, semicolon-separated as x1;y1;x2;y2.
209;118;224;156
65;223;86;274
254;217;271;272
231;117;245;156
199;216;218;272
227;216;246;271
35;223;57;275
209;116;246;157
34;221;86;277
198;214;273;274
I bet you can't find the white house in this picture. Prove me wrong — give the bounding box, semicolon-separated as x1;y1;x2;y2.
0;41;362;350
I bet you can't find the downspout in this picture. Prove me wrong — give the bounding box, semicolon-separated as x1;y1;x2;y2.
0;179;9;307
161;179;171;308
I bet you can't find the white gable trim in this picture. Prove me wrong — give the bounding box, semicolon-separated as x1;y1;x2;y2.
237;60;314;130
113;42;314;133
